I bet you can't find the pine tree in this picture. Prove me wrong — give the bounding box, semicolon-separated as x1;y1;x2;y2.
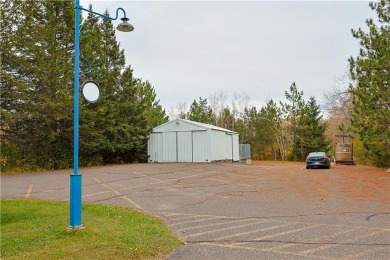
113;66;149;163
219;107;234;130
297;97;331;160
137;80;169;129
281;82;306;161
349;0;390;167
260;100;287;160
1;0;75;170
281;83;330;161
252;107;275;160
239;101;285;160
1;1;159;170
187;97;216;124
78;6;131;165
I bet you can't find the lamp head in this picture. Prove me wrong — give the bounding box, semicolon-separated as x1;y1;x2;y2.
117;17;134;32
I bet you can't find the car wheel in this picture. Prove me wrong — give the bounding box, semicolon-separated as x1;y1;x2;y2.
306;166;310;169
326;166;330;169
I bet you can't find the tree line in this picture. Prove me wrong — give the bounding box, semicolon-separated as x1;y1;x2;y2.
324;0;389;168
172;83;330;162
1;0;168;171
1;0;389;171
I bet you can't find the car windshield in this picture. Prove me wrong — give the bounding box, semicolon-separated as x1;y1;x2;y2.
308;152;326;157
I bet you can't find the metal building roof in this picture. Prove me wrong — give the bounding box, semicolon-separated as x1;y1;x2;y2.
152;119;237;134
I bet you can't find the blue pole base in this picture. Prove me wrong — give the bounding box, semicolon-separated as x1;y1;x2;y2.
69;173;83;229
66;225;85;232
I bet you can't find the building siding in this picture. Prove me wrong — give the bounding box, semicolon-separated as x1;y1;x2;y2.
232;134;240;161
147;119;239;163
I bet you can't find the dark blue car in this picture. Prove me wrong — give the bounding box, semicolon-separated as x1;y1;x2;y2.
306;152;330;169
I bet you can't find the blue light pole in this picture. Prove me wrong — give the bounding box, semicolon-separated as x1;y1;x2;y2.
68;0;134;230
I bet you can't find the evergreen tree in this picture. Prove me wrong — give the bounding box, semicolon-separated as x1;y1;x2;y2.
1;1;162;171
234;113;251;144
281;83;330;161
261;100;287;160
240;102;284;160
78;5;108;165
1;0;75;170
241;107;257;146
281;82;306;161
137;80;169;129
79;7;133;165
296;97;331;160
250;107;274;160
113;66;149;163
187;97;216;124
220;107;234;130
349;0;390;167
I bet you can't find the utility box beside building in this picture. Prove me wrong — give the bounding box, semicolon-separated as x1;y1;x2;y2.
147;119;239;163
239;144;252;164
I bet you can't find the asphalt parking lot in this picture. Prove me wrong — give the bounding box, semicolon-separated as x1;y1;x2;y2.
1;162;389;259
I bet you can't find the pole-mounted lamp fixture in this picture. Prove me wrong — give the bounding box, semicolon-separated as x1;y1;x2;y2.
117;17;134;32
68;0;133;231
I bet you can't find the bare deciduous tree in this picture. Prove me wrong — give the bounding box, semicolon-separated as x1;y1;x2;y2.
323;71;354;119
323;71;355;156
232;91;250;119
209;90;228;126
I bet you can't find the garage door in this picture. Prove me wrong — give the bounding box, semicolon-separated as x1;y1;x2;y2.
193;131;208;162
148;132;163;162
163;132;177;162
178;132;192;162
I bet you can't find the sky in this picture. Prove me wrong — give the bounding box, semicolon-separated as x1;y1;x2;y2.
79;0;374;114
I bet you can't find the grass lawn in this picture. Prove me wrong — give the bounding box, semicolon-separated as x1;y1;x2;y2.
1;200;182;259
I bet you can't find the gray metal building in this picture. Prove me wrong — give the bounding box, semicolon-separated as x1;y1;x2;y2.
147;119;239;163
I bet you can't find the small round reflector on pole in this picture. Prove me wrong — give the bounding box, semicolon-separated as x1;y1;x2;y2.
81;80;101;103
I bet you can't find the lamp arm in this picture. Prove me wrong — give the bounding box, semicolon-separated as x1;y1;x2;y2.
76;6;127;21
76;6;128;76
79;15;99;32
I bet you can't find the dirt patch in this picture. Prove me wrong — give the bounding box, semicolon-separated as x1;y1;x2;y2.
250;160;390;206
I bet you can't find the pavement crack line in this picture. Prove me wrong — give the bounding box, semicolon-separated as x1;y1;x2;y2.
365;213;378;222
91;177;142;209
